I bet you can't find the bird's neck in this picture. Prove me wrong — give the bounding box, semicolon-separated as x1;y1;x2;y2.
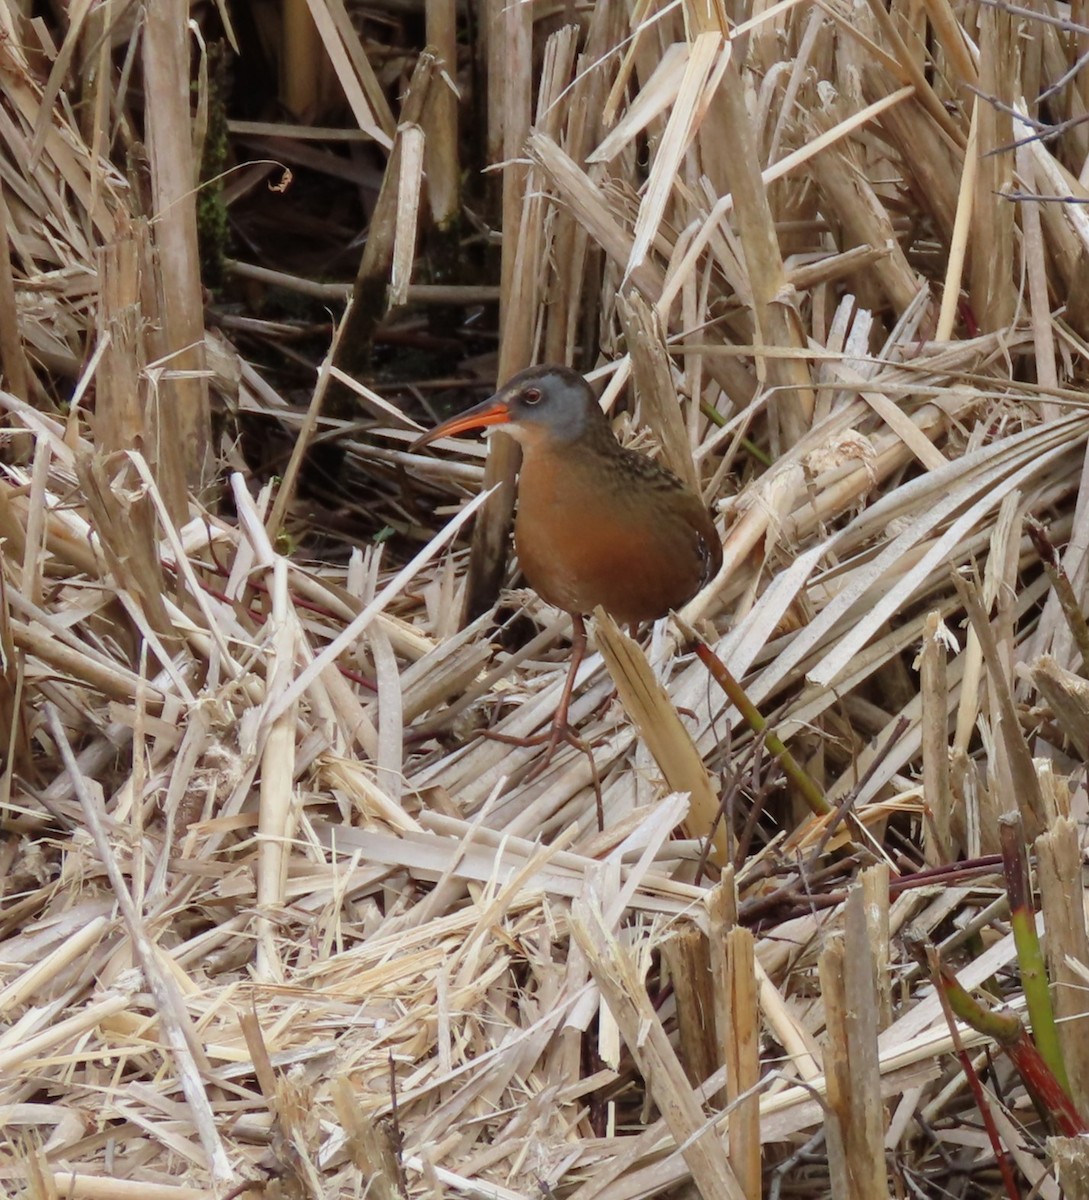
515;420;620;463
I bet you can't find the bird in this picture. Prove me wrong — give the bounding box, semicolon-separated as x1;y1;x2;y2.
412;364;723;766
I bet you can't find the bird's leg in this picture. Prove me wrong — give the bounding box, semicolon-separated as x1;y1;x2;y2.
474;615;603;812
548;612;587;747
518;614;591;783
480;613;589;765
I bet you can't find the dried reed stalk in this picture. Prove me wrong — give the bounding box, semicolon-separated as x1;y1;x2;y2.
142;0;210;513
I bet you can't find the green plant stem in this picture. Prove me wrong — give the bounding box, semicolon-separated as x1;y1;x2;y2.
927;941;1087;1136
1000;814;1072;1099
675;616;830;816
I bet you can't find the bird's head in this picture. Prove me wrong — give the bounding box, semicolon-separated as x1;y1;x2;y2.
412;365;610;452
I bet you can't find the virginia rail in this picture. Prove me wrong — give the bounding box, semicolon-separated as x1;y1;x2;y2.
413;364;723;765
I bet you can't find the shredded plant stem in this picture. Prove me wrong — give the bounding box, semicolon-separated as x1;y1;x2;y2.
1;2;1088;1197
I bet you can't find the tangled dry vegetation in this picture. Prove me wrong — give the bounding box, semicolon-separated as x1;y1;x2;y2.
3;0;1089;1197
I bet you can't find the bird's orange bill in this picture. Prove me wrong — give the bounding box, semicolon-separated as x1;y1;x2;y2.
411;396;511;450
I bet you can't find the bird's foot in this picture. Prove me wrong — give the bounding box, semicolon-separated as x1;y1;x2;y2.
527;720;587;779
480;719;584;763
482;720;603;827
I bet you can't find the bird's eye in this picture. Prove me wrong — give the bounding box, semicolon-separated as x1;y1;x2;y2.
522;387;542;405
